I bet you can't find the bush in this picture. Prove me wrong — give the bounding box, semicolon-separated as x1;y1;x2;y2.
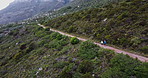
105;35;111;40
139;46;148;54
48;40;63;50
102;54;148;78
70;37;79;45
56;34;63;40
101;67;127;78
78;41;99;59
42;35;50;40
37;27;43;30
38;40;46;46
50;32;63;40
73;72;83;78
77;60;94;74
44;27;50;31
35;31;46;37
20;43;27;50
59;63;75;78
25;43;36;53
68;26;77;33
9;29;18;36
117;12;129;20
82;73;94;78
13;52;23;61
98;48;115;60
53;61;69;68
106;54;142;77
134;63;148;78
131;37;141;46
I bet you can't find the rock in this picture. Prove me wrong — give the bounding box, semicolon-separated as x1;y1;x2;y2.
39;67;43;71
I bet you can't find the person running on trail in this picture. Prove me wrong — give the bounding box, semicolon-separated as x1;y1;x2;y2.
101;41;104;45
103;40;107;45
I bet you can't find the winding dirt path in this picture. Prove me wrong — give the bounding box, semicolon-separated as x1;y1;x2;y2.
38;24;148;62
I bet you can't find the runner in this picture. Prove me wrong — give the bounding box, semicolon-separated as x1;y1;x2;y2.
103;40;107;45
101;41;104;45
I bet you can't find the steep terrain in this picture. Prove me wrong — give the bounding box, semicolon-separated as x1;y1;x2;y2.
61;0;124;12
0;0;73;24
0;24;147;77
35;0;126;24
0;0;148;77
44;0;148;55
38;24;148;62
0;0;126;25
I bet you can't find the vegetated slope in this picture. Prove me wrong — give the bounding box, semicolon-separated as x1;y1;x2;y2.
36;0;125;24
0;24;148;78
38;24;148;62
44;0;148;55
0;0;73;24
61;0;124;12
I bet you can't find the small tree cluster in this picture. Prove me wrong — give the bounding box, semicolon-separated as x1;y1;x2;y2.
70;37;79;45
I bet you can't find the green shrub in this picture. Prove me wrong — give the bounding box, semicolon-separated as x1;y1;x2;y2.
68;26;77;33
42;35;50;40
139;46;148;54
106;54;142;77
102;54;148;78
78;41;99;59
56;34;63;40
59;63;75;78
82;73;94;78
48;40;63;50
53;61;69;68
134;63;148;78
50;32;62;40
57;46;71;55
105;35;111;40
25;43;36;53
13;52;23;60
117;12;129;20
101;67;127;78
20;43;27;50
37;27;43;30
44;27;50;31
131;37;141;46
35;31;46;37
98;48;115;60
73;72;83;78
9;29;18;36
77;60;94;74
38;40;46;46
70;37;79;45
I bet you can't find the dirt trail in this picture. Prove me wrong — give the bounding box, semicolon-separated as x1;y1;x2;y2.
38;24;148;62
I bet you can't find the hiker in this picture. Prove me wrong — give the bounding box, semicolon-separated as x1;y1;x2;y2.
101;41;104;45
103;40;107;45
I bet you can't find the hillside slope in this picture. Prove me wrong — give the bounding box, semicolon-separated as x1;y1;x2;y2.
62;0;124;11
0;24;148;77
0;0;73;24
36;0;125;23
44;0;148;55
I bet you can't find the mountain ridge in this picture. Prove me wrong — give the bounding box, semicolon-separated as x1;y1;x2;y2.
0;0;74;24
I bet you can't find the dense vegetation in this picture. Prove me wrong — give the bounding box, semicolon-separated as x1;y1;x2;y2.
0;24;148;78
44;0;148;55
61;0;125;13
36;0;126;24
0;0;147;77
